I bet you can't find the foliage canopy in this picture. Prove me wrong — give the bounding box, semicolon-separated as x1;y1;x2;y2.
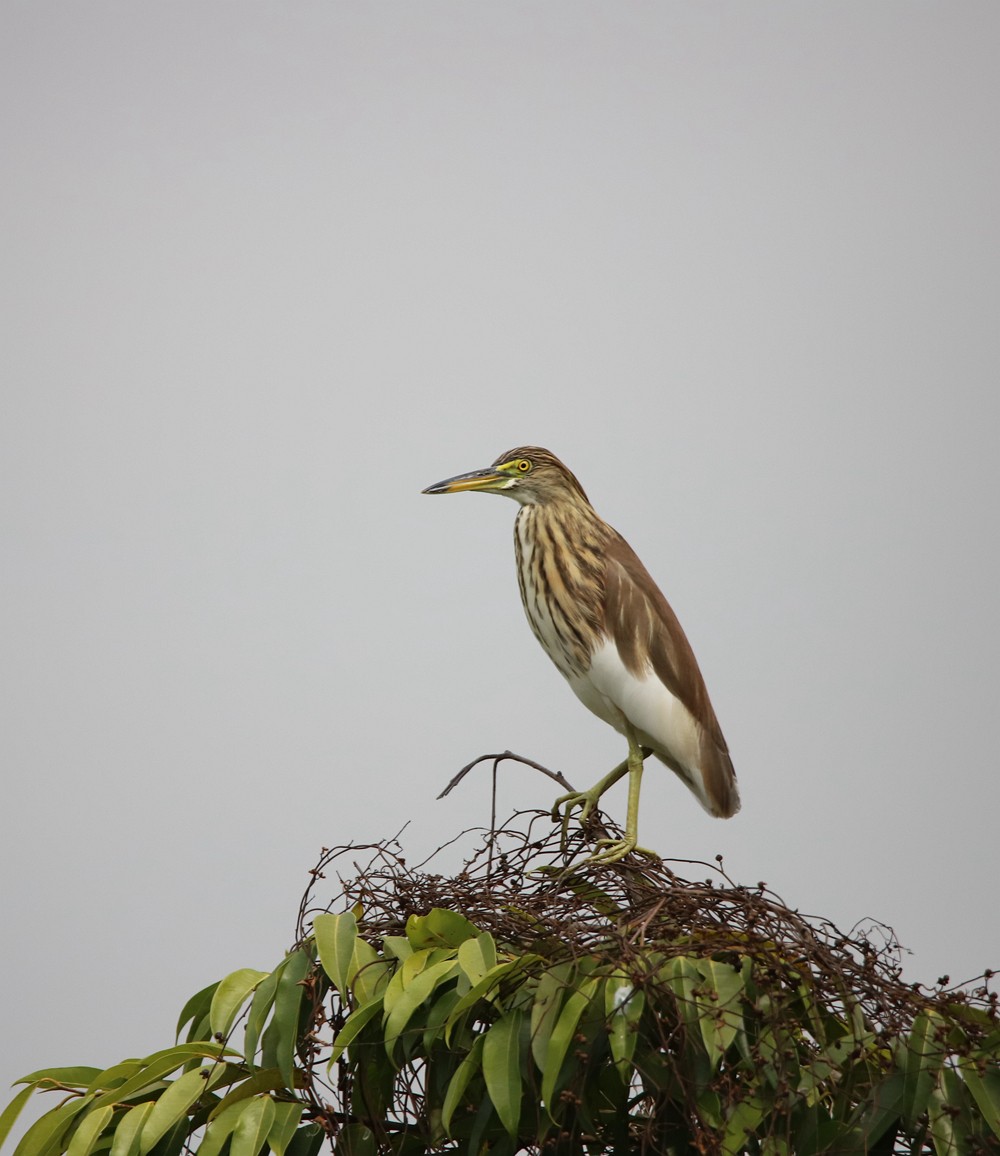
3;811;998;1155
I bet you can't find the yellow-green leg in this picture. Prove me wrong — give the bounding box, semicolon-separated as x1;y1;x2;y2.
551;722;658;863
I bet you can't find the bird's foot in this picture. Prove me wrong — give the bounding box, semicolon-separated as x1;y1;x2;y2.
551;788;603;850
584;836;659;866
551;789;659;865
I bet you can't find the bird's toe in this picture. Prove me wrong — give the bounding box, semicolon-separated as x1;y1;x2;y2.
551;789;599;821
583;836;660;866
589;836;635;864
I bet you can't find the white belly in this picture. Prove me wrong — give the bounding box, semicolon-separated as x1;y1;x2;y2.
567;639;703;778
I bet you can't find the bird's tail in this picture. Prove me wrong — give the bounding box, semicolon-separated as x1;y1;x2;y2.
656;734;740;818
698;737;741;818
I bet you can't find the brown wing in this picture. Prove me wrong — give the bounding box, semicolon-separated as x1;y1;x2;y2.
604;532;740;817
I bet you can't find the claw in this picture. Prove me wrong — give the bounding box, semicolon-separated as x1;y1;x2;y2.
552;788;603;851
551;789;601;823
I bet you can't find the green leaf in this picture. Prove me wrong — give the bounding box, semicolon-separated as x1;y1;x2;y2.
441;1036;485;1136
820;1008;876;1069
14;1096;93;1156
244;970;279;1068
380;936;412;963
860;1071;905;1149
139;1067;224;1153
209;1070;301;1121
0;1087;36;1150
695;960;745;1070
210;970;271;1040
348;939;391;1005
482;1010;523;1138
229;1097;276;1156
196;1100;251;1156
721;1096;766;1156
444;958;536;1043
384;948;435;1006
383;958;461;1059
423;986;463;1053
328;998;385;1067
85;1063;145;1094
530;965;572;1073
269;951;312;1089
605;971;644;1080
900;1010;945;1125
266;1103;303;1156
108;1104;154;1156
961;1061;1000;1139
541;976;601;1116
332;1124;375;1156
467;1094;498;1156
662;956;701;1038
284;1123;325;1156
65;1107;114;1156
405;909;479;950
150;1119;188;1156
16;1069;103;1091
313;913;359;999
792;980;828;1049
91;1046;229;1112
928;1068;964;1156
175;984;219;1043
457;933;497;985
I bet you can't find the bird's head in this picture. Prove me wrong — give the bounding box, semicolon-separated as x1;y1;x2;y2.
422;446;590;507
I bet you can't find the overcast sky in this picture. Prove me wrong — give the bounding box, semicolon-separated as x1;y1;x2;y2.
2;1;998;1131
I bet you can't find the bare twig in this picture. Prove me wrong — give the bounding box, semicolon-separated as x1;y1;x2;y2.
436;750;575;799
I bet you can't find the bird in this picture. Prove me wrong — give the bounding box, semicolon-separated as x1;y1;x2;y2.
422;447;739;863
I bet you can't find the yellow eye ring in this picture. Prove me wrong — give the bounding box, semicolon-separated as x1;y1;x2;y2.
516;459;532;473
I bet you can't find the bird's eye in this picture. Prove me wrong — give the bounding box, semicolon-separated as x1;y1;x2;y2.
517;459;532;473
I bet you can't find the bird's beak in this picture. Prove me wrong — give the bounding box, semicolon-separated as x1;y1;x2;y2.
422;467;510;495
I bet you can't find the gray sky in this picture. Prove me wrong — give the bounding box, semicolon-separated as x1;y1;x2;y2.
2;1;998;1128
